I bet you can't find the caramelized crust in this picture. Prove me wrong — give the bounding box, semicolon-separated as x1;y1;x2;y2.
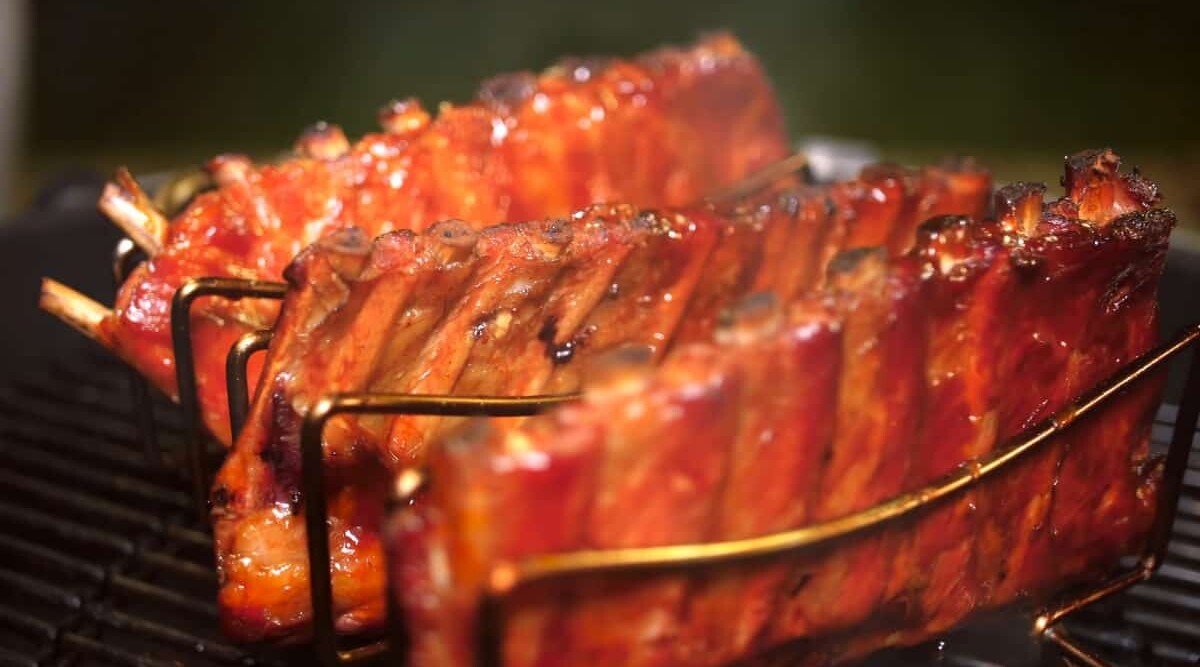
393;150;1171;666
214;162;991;642
97;34;790;445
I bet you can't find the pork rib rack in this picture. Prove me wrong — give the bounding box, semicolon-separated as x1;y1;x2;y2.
40;33;789;445
389;149;1171;666
212;162;990;642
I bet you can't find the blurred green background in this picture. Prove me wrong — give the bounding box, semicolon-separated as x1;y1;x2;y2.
13;0;1200;221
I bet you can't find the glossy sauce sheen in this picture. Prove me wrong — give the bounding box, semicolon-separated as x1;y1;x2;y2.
214;164;992;642
393;151;1172;666
101;33;790;445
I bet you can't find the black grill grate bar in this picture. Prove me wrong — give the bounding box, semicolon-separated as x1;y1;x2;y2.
84;604;252;665
45;356;130;393
59;631;182;667
109;573;219;618
0;604;58;641
1174;518;1200;541
138;548;218;582
0;568;83;609
0;532;106;583
0;387;145;446
13;378;149;428
1150;641;1200;665
0;645;38;667
1178;496;1200;520
164;522;214;549
1126;582;1200;613
0;468;171;533
17;375;186;437
0;414;158;473
1057;621;1142;655
1124;607;1200;644
0;500;134;555
21;365;187;432
1166;539;1200;564
0;441;190;510
1152;562;1200;588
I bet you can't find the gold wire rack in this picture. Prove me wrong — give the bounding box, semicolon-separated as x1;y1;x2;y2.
180;265;1200;667
105;150;1199;666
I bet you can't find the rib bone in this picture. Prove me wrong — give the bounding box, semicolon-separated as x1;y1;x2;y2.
98;168;168;255
39;278;113;347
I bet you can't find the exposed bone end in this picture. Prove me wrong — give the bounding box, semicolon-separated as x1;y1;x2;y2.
994;182;1047;237
1061;148;1156;226
914;215;978;275
1063;148;1120;197
39;278;114;348
826;246;888;289
716;292;781;346
294;122;350;160
99;169;168;256
207;154;254;186
477;72;537;112
378;98;431;135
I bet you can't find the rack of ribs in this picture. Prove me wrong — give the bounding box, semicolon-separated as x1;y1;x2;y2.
40;33;790;445
388;149;1172;666
211;160;991;643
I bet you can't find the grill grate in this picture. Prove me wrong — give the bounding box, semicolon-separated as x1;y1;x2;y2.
0;351;1197;666
0;352;298;667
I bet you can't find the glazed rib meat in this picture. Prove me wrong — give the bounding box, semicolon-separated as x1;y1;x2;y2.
214;163;991;642
391;150;1171;666
42;34;789;445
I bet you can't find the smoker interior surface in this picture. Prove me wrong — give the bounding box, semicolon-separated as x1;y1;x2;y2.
2;183;1199;666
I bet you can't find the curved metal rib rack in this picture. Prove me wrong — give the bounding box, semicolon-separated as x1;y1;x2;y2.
116;204;1198;667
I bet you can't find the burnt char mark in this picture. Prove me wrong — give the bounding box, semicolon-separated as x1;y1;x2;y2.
471;315;490;340
477;72;537;111
537;315;558;344
1124;167;1162;207
1064;148;1119;180
1109;207;1176;244
540;218;574;246
826;246;885;277
916;214;972;238
536;314;591;365
210;485;233;510
427;219;479;249
994;182;1047;214
537;315;568;362
549;340;576;365
264;390;303;497
1061;148;1120;193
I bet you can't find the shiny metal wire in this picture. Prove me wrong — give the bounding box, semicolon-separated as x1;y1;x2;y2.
371;324;1200;667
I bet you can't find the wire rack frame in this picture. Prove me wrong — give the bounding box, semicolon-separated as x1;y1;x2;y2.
203;280;1200;667
169;276;287;516
364;323;1200;667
